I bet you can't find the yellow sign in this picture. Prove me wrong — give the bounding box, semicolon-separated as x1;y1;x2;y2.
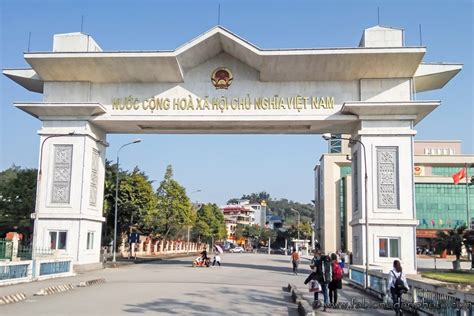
112;95;335;113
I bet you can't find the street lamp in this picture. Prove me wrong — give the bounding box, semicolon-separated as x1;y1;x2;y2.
291;208;300;240
113;139;142;263
322;133;369;289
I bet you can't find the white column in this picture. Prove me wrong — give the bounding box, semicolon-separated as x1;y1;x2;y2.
34;121;107;268
350;119;418;274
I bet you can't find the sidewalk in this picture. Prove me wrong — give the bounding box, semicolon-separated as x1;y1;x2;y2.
0;252;197;298
301;280;393;315
0;268;109;298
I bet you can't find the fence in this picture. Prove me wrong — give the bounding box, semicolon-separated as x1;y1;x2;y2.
120;237;206;258
0;239;13;260
39;260;71;276
348;266;474;315
0;237;56;262
0;258;74;285
0;261;30;281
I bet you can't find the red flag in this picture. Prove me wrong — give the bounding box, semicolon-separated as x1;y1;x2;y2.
452;168;466;185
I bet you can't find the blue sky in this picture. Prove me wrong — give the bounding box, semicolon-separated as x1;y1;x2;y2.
1;0;472;205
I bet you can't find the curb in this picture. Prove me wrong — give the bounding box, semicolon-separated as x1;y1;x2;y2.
0;292;27;305
298;300;314;316
78;278;106;287
34;284;74;296
288;283;315;316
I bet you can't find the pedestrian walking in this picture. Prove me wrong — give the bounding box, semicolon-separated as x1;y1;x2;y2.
212;252;221;267
212;245;223;267
387;260;409;315
328;253;343;305
304;249;331;310
291;248;300;275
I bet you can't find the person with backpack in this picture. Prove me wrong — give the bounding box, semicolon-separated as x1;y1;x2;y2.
290;248;300;275
304;249;332;310
328;253;343;305
387;260;409;315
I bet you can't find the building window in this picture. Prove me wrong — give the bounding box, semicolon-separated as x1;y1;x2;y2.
50;231;67;250
352;151;359;213
415;183;474;229
378;237;399;258
340;177;346;250
431;166;474;177
87;232;94;250
329;134;342;153
354;236;359;258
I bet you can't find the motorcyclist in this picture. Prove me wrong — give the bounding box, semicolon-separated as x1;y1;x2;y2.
200;249;209;264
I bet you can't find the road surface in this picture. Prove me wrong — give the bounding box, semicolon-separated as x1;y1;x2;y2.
1;253;395;315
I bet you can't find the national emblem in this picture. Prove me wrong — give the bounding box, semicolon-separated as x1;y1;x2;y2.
211;67;233;89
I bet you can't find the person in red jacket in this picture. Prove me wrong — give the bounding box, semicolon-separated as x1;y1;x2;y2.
328;253;343;305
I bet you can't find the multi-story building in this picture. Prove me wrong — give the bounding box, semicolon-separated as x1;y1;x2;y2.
247;201;267;228
222;204;250;242
221;200;267;243
314;139;474;254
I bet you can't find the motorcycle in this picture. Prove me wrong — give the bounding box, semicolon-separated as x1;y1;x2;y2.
192;256;211;267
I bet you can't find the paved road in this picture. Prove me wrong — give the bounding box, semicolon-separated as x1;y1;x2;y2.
1;254;398;315
2;254;302;316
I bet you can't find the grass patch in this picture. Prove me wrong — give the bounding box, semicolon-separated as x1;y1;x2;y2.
421;271;474;284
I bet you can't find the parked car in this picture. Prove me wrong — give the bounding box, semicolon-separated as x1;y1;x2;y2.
271;248;286;255
229;246;244;253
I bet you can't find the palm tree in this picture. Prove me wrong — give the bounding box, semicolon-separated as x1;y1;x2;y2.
462;228;474;269
436;225;466;270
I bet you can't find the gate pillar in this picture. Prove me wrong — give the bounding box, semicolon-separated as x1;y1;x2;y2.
32;121;107;269
345;101;439;274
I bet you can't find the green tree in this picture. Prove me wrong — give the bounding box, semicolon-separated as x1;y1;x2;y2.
210;204;227;240
241;191;270;204
259;227;276;244
103;161;157;246
143;165;194;243
0;166;37;239
463;229;474;266
436;225;466;267
229;191;314;224
227;198;240;204
267;198;313;223
195;203;226;242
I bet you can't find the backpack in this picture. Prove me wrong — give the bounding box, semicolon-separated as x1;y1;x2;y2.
391;271;407;293
332;262;343;281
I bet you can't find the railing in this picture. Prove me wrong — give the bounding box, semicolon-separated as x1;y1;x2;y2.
349;267;365;286
39;260;71;276
16;245;55;260
0;262;30;280
348;266;474;315
0;239;13;260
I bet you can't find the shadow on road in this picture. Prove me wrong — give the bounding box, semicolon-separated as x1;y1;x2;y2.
123;286;299;315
